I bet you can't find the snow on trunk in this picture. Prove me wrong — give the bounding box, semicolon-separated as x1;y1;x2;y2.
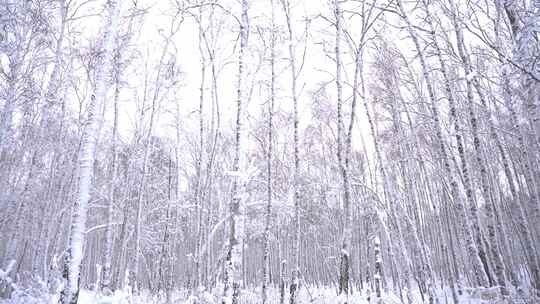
395;0;489;287
101;51;120;293
262;1;275;303
223;1;249;304
374;236;382;300
447;0;507;291
59;1;122;303
279;1;301;302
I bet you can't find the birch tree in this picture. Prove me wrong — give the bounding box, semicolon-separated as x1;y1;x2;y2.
223;1;249;303
279;0;302;302
395;0;489;287
1;0;540;302
261;1;276;303
59;1;122;303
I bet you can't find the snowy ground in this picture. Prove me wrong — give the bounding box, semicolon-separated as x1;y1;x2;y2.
1;284;536;304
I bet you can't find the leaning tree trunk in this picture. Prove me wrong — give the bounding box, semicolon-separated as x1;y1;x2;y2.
395;0;489;287
34;0;68;281
447;0;507;292
424;0;495;287
495;0;540;291
502;2;540;293
59;1;122;303
423;0;500;291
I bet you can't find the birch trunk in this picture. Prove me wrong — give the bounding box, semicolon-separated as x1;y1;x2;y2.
262;2;275;303
395;0;489;287
222;2;248;303
131;29;175;291
100;49;120;293
422;0;499;290
333;0;352;300
33;1;67;278
496;1;540;291
59;1;122;303
374;236;382;301
194;7;206;289
502;2;540;292
279;1;301;302
446;0;507;292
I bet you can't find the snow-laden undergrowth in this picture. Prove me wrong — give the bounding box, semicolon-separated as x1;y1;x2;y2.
1;284;537;304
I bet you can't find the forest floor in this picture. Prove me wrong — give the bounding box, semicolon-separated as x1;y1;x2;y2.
1;284;537;304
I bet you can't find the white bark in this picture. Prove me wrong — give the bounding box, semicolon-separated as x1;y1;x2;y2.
279;0;301;302
223;2;249;303
262;1;275;303
59;1;122;303
335;0;352;299
395;0;489;287
374;236;382;300
447;0;507;291
101;49;120;293
496;0;540;291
